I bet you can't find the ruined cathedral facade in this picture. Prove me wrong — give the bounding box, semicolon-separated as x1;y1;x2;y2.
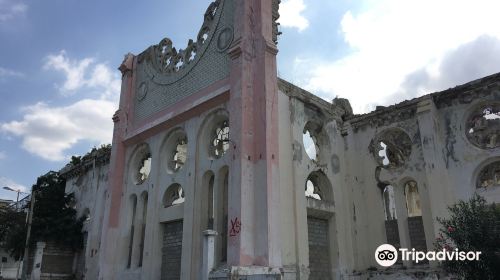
58;0;500;279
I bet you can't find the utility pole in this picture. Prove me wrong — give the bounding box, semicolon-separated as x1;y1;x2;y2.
20;190;35;280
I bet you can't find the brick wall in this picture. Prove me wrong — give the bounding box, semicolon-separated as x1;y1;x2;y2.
41;242;75;276
385;220;401;248
133;0;234;123
161;221;183;280
307;217;332;280
408;216;427;253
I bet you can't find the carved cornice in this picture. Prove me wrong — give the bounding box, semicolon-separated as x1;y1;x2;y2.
348;103;418;132
347;72;500;132
137;0;225;85
432;73;500;108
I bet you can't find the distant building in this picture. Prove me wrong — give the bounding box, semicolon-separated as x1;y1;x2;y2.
55;0;500;279
0;199;13;209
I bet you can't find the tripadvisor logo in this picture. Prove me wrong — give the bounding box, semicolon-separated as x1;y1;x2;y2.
375;244;482;267
375;244;398;267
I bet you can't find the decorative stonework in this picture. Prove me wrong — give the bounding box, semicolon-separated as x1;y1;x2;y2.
272;0;282;44
466;103;500;149
216;27;233;52
349;104;418;132
432;76;500;109
137;82;148;101
477;161;500;189
370;129;412;169
137;0;223;85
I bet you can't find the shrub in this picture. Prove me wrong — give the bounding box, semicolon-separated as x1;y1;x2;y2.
435;194;500;280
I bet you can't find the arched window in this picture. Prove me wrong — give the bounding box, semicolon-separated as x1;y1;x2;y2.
404;181;422;217
371;129;412;169
303;130;317;161
208;174;215;229
163;129;188;173
130;144;152;185
305;179;322;200
139;192;148;267
404;180;427;253
304;171;333;203
127;195;137;268
220;168;228;262
172;139;187;171
302;121;329;162
383;185;397;220
163;184;185;207
212;120;229;158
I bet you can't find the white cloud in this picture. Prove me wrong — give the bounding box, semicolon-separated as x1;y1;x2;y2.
44;50;121;99
1;99;116;161
278;0;309;32
293;0;500;113
0;66;23;79
0;0;27;22
1;51;120;161
0;176;27;193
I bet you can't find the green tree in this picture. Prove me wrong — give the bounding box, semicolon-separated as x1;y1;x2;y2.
435;194;500;280
30;171;85;250
0;171;85;261
0;207;26;260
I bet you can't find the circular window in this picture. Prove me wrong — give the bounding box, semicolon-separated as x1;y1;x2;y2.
163;183;185;207
303;130;317;161
477;161;500;189
131;144;152;185
302;122;327;162
163;129;188;173
211;120;229;158
371;129;412;169
466;103;500;149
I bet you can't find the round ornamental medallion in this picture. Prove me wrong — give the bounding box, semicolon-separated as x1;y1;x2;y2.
217;27;234;52
137;82;148;101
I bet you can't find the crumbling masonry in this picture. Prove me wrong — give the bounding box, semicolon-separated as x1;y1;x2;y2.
58;0;500;279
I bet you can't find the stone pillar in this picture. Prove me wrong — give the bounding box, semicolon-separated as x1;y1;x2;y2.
202;230;218;279
100;53;136;279
393;187;412;267
416;97;453;268
30;242;45;280
227;0;282;276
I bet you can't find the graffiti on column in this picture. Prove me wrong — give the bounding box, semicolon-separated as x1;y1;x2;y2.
229;217;241;237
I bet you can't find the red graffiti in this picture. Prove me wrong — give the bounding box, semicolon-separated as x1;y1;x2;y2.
229;217;241;237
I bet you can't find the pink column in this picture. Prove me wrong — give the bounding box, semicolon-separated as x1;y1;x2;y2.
100;54;135;279
227;0;282;270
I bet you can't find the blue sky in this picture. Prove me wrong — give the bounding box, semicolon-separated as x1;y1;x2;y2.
1;0;500;201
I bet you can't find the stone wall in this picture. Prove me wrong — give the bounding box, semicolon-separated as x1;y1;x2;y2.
307;217;332;280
